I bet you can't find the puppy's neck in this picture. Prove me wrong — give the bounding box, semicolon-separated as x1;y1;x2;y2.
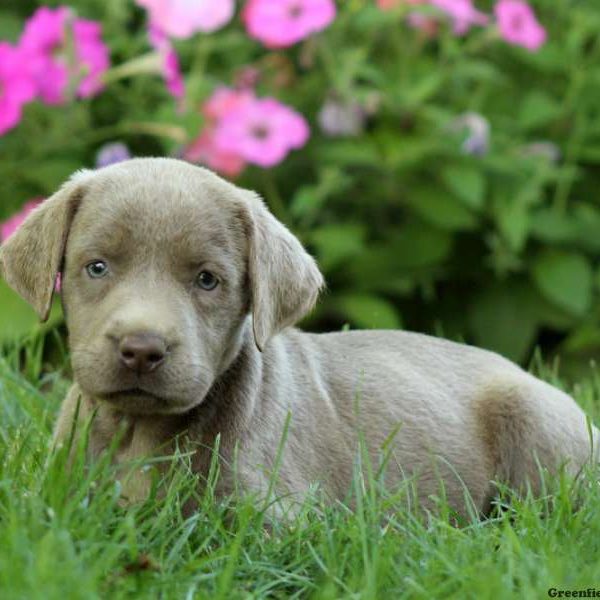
195;322;263;435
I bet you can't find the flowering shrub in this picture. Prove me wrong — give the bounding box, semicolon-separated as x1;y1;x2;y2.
20;6;110;104
1;0;599;373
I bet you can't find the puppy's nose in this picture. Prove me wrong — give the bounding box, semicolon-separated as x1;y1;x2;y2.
119;333;167;374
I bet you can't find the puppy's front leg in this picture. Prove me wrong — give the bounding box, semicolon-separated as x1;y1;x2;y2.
52;386;161;503
52;384;94;459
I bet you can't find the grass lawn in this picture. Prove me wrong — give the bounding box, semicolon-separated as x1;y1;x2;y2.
1;346;599;599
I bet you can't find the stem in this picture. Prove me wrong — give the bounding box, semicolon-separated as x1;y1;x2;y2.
101;52;162;84
552;70;585;214
85;121;188;144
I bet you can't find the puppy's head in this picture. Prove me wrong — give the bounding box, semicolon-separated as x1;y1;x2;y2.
0;158;323;414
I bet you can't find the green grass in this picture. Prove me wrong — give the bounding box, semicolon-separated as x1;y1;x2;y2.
1;344;600;599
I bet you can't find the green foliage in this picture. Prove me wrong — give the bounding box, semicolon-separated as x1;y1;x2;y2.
1;351;600;597
1;0;600;368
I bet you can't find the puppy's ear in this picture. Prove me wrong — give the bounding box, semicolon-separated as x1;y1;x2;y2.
0;174;89;321
242;193;324;351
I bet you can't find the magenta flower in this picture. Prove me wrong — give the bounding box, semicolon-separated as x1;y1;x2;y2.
0;43;37;136
163;47;185;98
213;96;309;168
430;0;489;35
495;0;546;51
148;26;185;99
243;0;336;49
203;87;255;121
185;87;253;177
136;0;235;39
186;131;247;178
1;200;42;242
72;19;111;98
20;6;110;104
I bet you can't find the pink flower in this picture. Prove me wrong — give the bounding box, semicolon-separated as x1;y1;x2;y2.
185;87;254;177
430;0;489;35
243;0;336;49
136;0;235;39
148;26;185;99
163;47;185;98
1;200;42;242
20;6;110;104
185;131;247;178
0;43;37;135
203;87;255;121
495;0;546;51
72;19;111;98
213;96;309;168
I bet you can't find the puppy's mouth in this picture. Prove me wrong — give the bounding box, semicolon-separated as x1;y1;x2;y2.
102;387;164;402
97;386;196;416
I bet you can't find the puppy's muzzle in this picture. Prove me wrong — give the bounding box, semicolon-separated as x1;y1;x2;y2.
118;332;167;374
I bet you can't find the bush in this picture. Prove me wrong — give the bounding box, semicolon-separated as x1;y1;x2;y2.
1;0;599;370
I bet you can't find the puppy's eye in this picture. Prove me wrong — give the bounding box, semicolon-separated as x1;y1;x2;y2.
85;260;109;279
196;270;219;291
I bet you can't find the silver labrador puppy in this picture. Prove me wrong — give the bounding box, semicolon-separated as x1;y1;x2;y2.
1;158;597;515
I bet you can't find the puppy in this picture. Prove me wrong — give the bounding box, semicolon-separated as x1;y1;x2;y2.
1;158;597;515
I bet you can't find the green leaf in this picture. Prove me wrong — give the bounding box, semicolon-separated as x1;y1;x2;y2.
23;159;82;195
563;325;600;354
441;165;486;210
401;72;444;107
388;224;454;268
335;294;402;330
518;92;562;130
317;139;381;168
531;250;593;316
290;187;319;221
344;224;453;293
0;9;22;42
530;209;577;243
310;224;366;272
468;282;539;362
386;137;442;171
494;198;530;253
530;206;600;252
453;59;506;84
290;168;353;223
408;185;478;231
573;204;600;252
